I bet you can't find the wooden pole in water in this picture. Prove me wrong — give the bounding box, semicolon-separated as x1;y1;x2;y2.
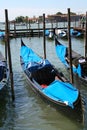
43;13;46;59
84;12;87;57
5;9;15;101
51;21;53;29
5;31;7;61
28;19;31;38
67;8;73;84
14;21;16;38
38;21;40;37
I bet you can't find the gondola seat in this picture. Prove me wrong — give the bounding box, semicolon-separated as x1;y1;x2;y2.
31;66;55;85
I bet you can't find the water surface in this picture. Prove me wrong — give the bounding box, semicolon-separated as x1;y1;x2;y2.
0;36;87;130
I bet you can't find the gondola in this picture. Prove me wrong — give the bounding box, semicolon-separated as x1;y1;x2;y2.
55;29;67;39
0;31;5;39
20;39;84;122
70;29;83;38
0;51;9;96
45;29;54;40
55;36;87;85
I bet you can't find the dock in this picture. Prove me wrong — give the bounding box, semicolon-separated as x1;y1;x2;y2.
1;26;85;38
1;27;69;38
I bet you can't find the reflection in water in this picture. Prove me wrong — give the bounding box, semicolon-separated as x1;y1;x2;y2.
0;93;8;127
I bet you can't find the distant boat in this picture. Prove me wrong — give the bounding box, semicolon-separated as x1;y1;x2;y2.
0;31;5;39
55;36;87;85
0;51;9;97
0;30;13;39
20;39;84;122
45;29;54;40
55;29;67;39
70;29;83;38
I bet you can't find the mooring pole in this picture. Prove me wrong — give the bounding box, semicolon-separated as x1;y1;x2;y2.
84;12;87;57
28;19;31;38
43;13;46;59
56;21;58;28
14;21;16;38
67;8;73;84
5;9;15;101
5;31;7;61
38;21;40;37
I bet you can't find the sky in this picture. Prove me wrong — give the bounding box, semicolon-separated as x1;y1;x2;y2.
0;0;87;22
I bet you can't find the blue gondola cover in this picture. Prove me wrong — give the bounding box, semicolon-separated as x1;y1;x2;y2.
55;44;69;68
43;80;78;108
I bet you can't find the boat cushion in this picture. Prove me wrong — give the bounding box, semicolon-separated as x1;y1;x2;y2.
42;80;78;108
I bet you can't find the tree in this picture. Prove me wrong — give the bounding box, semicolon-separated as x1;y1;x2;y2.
56;12;63;15
15;16;25;23
24;16;29;23
70;12;76;15
56;11;76;15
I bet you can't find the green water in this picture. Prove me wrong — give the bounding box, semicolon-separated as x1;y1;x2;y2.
0;36;87;130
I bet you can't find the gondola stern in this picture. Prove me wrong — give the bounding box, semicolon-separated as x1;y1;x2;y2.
54;33;62;46
21;38;25;47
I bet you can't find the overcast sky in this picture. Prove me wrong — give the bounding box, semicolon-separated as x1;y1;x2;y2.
0;0;87;21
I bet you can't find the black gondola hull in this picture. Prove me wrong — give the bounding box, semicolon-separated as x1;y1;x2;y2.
23;69;84;123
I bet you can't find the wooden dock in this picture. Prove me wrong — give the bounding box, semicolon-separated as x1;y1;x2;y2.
1;27;68;38
2;25;85;38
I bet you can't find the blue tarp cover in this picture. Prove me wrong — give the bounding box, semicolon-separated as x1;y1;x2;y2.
70;29;81;37
43;80;78;108
56;44;69;67
73;64;82;77
45;30;50;36
20;45;42;68
56;44;82;77
20;45;52;71
0;31;5;37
